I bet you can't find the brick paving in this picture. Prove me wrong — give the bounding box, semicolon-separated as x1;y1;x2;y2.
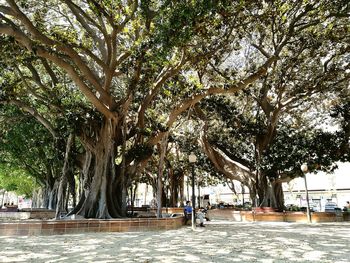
0;220;349;262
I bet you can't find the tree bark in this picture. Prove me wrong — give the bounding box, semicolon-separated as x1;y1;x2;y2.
273;181;285;211
201;124;288;210
32;180;59;209
156;132;169;218
55;133;74;219
68;118;125;218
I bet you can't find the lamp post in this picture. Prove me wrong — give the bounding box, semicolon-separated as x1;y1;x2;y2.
189;152;197;230
197;177;202;209
301;163;312;223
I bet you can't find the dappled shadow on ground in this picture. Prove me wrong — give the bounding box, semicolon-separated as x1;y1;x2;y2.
0;221;349;262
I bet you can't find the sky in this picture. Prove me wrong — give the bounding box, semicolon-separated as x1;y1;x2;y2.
289;162;350;191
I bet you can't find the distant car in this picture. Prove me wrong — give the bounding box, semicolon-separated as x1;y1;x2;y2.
325;202;338;212
300;206;315;212
310;202;320;212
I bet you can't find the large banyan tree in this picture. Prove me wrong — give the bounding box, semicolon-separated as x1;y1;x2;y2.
0;0;278;218
196;1;350;210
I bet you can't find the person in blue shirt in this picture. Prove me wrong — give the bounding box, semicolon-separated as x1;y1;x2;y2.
184;201;192;225
184;201;205;227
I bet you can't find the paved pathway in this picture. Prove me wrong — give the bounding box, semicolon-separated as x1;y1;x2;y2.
0;221;349;262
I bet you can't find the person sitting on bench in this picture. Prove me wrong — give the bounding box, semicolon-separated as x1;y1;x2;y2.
184;201;192;225
184;201;205;227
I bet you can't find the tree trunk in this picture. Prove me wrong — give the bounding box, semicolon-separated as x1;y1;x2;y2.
253;175;285;211
273;181;285;211
259;180;277;208
71;118;124;218
168;168;182;207
179;171;185;207
157;133;168;218
130;183;138;207
56;133;74;219
32;181;58;209
241;183;245;205
1;190;4;206
156;132;169;218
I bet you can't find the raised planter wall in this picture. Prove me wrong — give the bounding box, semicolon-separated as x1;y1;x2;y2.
0;207;184;221
209;209;350;223
0;216;184;236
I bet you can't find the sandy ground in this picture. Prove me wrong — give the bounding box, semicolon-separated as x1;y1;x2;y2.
0;220;349;263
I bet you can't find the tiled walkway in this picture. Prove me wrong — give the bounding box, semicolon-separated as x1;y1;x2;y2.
1;221;349;262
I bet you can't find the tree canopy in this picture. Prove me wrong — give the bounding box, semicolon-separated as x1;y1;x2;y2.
0;0;349;216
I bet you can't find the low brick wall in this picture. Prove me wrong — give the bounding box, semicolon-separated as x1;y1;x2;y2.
207;209;245;221
209;209;350;223
0;216;184;236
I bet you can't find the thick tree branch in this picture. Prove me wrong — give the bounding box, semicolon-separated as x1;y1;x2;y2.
63;0;107;61
145;56;278;148
38;49;115;119
0;24;116;118
167;56;278;128
137;49;187;129
4;0;114;106
40;58;59;85
6;99;57;138
200;126;255;184
251;43;271;58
